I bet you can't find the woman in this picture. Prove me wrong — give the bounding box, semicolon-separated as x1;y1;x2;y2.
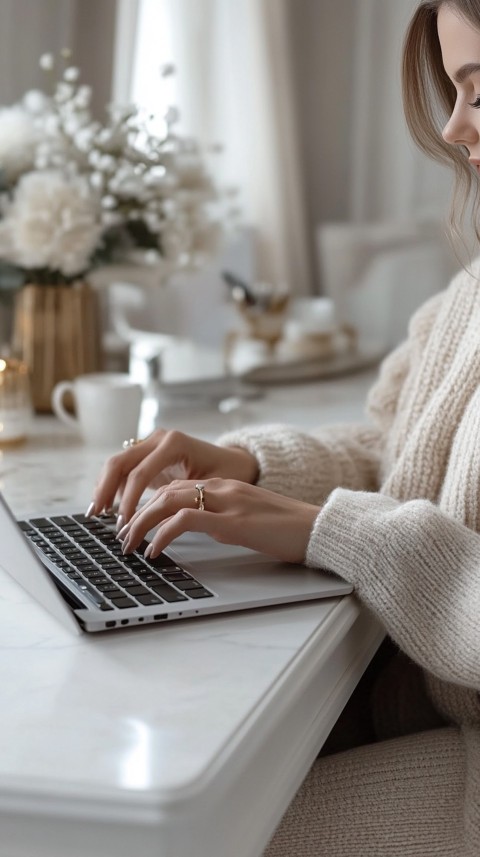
90;2;480;853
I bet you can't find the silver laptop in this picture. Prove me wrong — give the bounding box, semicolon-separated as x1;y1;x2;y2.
0;492;352;634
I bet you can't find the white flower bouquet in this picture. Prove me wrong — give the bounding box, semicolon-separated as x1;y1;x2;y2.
0;51;227;291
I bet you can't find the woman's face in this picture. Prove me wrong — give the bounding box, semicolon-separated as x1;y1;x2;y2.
439;3;480;169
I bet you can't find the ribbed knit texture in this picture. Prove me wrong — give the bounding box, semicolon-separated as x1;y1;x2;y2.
219;262;480;855
264;729;466;856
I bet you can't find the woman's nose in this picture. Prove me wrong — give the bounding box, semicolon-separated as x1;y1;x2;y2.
442;104;478;147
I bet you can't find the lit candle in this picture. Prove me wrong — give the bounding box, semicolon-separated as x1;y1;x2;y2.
0;358;33;446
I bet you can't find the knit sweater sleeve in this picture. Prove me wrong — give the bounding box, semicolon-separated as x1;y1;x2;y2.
307;489;480;690
217;422;382;504
215;338;407;503
216;291;445;504
365;288;445;432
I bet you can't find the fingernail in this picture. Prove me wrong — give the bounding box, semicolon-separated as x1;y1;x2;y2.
122;538;133;555
116;524;129;541
116;515;124;533
85;501;95;518
144;544;153;558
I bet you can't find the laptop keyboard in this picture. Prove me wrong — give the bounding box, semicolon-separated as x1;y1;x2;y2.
19;513;214;613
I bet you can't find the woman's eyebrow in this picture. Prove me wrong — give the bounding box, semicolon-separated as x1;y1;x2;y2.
453;62;480;83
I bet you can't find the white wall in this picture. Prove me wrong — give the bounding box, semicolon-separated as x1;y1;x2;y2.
0;0;75;104
0;0;116;120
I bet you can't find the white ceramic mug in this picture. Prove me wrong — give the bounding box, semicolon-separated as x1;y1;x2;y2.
51;373;143;447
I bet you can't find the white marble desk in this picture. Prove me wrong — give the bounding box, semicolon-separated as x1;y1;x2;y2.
0;371;384;857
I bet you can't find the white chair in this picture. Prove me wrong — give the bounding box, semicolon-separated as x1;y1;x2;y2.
316;220;458;349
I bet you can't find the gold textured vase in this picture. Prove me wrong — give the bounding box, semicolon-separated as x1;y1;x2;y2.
12;281;102;413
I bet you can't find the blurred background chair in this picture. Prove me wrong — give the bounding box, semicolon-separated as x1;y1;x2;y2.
316;220;459;351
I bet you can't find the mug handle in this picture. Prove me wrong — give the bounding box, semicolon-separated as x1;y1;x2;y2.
51;381;79;430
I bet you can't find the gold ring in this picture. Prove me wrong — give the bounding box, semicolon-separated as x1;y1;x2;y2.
194;482;206;511
122;438;142;449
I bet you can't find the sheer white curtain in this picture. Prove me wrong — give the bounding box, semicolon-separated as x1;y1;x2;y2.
350;0;452;222
115;0;312;295
315;0;459;348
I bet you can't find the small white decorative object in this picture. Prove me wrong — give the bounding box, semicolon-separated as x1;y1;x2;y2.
284;297;336;337
266;296;355;363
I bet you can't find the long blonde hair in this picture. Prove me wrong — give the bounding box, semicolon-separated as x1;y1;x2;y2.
402;0;480;242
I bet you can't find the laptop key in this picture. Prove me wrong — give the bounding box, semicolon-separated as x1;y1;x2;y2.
94;581;116;591
49;516;75;527
56;523;81;533
62;548;85;558
138;543;176;568
98;560;123;570
187;587;214;598
29;518;54;529
174;580;205;591
72;514;91;524
162;572;192;582
102;588;124;598
150;584;188;602
96;536;117;546
136;593;163;605
137;571;160;582
111;596;137;609
123;585;150;596
124;559;147;571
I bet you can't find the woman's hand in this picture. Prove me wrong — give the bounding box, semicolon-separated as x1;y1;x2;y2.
118;478;320;565
89;429;259;527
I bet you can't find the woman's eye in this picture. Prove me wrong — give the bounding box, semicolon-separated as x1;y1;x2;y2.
468;95;480;108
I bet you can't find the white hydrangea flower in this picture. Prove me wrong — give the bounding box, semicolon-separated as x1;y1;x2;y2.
73;126;95;151
97;154;116;173
63;116;83;137
0;171;101;276
0;106;38;181
89;171;105;190
101;195;117;210
43;114;61;135
39;53;54;71
63;66;80;83
56;82;75;101
0;50;228;281
22;89;51;116
74;86;92;109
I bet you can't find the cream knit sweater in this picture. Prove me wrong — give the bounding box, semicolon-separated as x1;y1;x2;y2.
219;261;480;853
